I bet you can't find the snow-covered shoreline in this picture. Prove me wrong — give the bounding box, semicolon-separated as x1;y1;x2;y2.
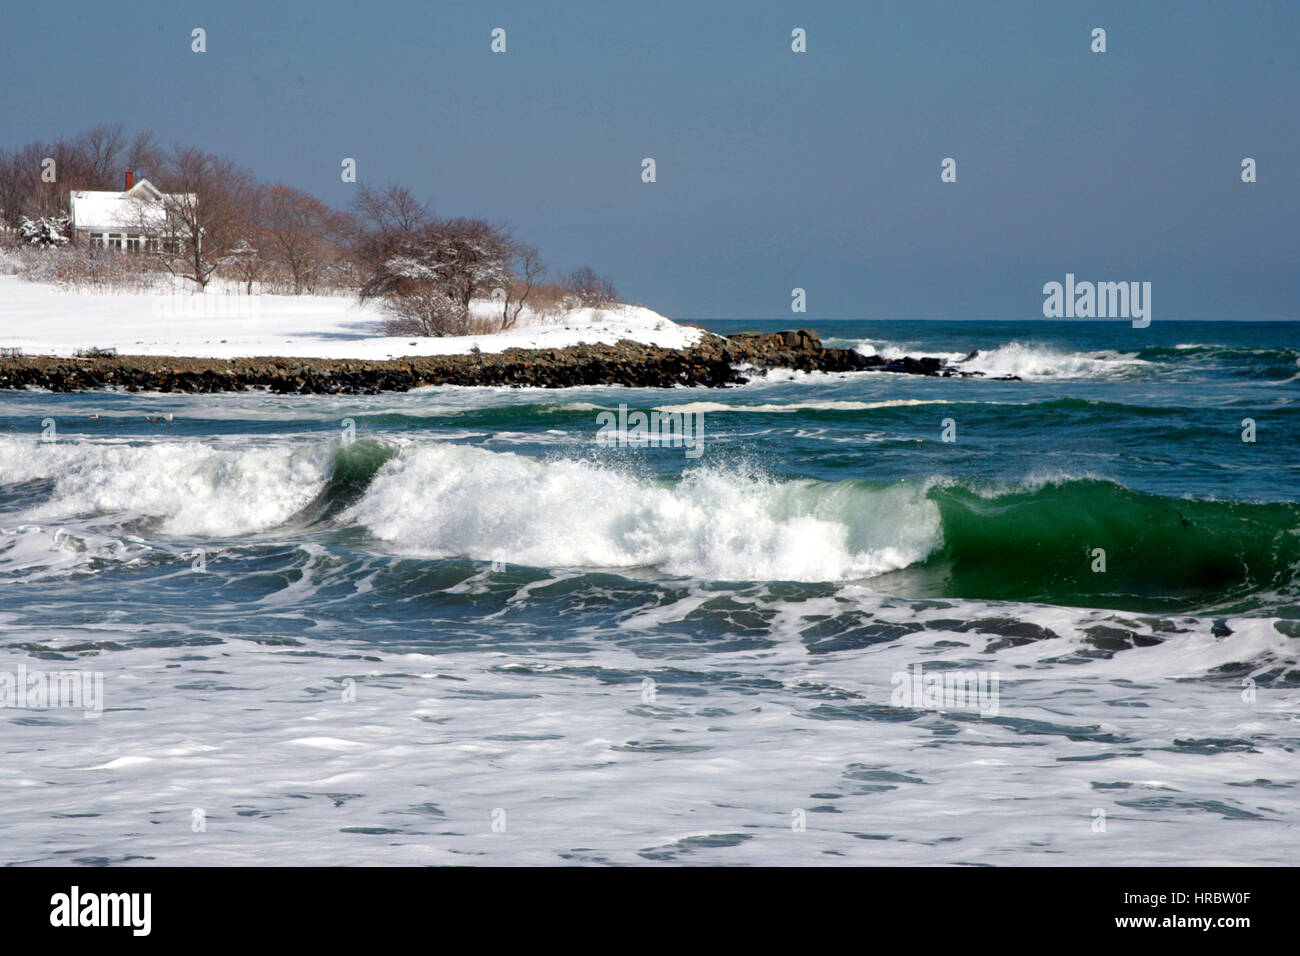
0;276;707;360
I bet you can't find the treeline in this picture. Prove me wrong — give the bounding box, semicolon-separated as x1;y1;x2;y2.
0;124;618;335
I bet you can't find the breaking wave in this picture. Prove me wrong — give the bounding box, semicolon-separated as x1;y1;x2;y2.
848;339;1144;380
3;436;1297;613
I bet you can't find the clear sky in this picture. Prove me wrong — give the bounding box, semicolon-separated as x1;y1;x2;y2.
1;0;1296;320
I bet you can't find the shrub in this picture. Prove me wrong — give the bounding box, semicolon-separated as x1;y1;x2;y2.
379;286;470;337
18;215;70;247
562;267;618;308
10;245;170;292
525;282;578;319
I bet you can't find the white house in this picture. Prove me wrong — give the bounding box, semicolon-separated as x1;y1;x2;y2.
69;172;193;253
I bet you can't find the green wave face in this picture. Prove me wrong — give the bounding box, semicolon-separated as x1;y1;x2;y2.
293;438;398;526
923;479;1300;613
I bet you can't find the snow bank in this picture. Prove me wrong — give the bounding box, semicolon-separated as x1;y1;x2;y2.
0;276;705;359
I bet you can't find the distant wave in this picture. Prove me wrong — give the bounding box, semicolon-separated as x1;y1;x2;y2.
846;339;1145;380
648;396;1185;418
827;337;1300;381
1147;344;1300;359
1138;343;1300;380
650;399;960;414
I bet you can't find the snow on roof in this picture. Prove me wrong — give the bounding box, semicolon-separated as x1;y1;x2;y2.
69;179;193;233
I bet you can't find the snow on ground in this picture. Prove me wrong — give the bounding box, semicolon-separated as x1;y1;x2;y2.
0;276;707;359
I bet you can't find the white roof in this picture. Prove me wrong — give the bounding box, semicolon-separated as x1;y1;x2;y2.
69;179;193;233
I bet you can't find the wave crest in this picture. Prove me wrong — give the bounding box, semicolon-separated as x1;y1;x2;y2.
0;437;331;536
345;444;942;581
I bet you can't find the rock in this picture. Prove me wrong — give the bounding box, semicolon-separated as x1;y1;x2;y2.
0;332;1018;393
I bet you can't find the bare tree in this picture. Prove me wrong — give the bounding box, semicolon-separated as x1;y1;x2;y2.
347;183;432;266
0;139;83;231
501;241;545;329
563;266;619;307
263;184;349;294
221;238;262;294
17;140;72;220
0;149;25;229
350;183;432;237
124;129;165;183
140;146;259;289
220;186;267;294
73;123;128;188
346;183;434;292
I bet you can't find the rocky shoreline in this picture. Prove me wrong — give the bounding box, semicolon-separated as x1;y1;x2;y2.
0;329;1018;394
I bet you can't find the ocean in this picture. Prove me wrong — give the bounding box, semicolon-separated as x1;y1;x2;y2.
1;318;1297;865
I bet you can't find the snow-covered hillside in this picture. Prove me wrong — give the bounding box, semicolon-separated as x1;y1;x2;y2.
0;276;706;359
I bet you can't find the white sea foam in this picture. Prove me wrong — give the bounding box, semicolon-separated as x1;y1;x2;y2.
0;524;153;578
0;437;331;536
851;339;1144;380
651;399;959;414
961;343;1142;380
1;602;1296;865
346;443;942;581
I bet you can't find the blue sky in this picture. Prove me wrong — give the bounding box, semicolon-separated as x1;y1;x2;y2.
1;0;1296;319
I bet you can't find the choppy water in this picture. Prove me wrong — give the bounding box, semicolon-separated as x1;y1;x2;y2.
1;319;1297;865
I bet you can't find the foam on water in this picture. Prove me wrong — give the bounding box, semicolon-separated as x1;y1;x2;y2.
0;524;154;579
0;437;331;536
346;443;942;580
651;399;962;414
1;589;1295;865
847;339;1145;380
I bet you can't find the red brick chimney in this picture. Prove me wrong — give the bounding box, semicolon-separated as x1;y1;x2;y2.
124;170;134;191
